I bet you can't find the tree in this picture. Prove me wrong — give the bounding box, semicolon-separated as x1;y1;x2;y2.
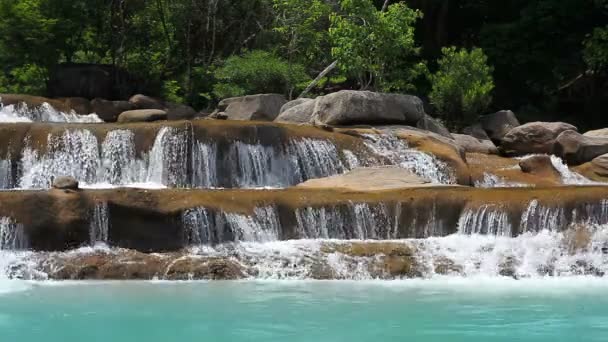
430;47;494;127
212;50;310;99
584;26;608;74
329;0;426;92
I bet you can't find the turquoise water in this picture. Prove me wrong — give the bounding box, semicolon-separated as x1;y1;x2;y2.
1;278;607;341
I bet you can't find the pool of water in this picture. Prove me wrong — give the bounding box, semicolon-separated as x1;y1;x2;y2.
0;278;607;341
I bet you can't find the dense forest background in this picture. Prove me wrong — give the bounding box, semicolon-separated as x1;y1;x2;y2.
0;0;606;129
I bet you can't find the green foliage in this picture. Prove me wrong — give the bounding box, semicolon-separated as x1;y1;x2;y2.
329;0;425;92
584;26;608;73
430;47;494;127
212;50;310;99
272;0;332;68
162;80;185;104
0;64;48;95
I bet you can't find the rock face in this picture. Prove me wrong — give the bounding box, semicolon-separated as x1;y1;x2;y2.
554;130;608;165
117;109;167;123
453;134;498;154
275;99;317;124
500;122;577;156
480;110;520;143
52;176;79;190
279;98;312;114
591;154;608;177
220;94;287;121
91;98;134;122
416;115;453;139
311;91;425;126
297;166;435;191
463;123;492;141
518;155;560;179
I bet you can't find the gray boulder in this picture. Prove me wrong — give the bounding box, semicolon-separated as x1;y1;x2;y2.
311;91;425;126
165;103;197;120
279;98;312;114
500;122;577;156
221;94;287;121
117;109;167;123
275;99;317;124
554;130;608;165
583;128;608;138
453;134;498;154
128;94;165;110
416;115;453;139
91;99;134;122
462;123;492;141
480;110;520;143
52;176;79;190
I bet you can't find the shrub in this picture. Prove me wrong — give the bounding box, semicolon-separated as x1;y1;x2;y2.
430;47;494;127
212;50;310;100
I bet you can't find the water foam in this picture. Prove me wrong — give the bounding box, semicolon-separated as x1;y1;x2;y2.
0;102;101;123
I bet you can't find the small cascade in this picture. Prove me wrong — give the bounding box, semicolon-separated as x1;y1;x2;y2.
294;203;396;240
183;206;281;245
20;130;101;189
147;127;189;187
362;134;454;184
0;217;27;250
0;102;101;123
0;158;12;189
287;138;346;181
191;141;217;188
228;142;286;188
457;205;512;236
550;155;596;185
89;203;109;245
100;130;145;185
519;200;567;233
474;173;528;188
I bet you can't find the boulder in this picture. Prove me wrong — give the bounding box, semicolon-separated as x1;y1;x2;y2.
59;97;92;115
518;155;560;179
311;91;425;126
165;103;197;120
583;128;608;138
297;166;437;191
128;94;164;110
52;176;79;190
117;109;167;123
591;154;608;177
554;130;608;165
91;98;134;122
453;134;498;154
500;122;577;156
462;123;492;141
279;98;312;114
480;110;520;143
222;94;287;121
416;115;453;139
274;99;316;124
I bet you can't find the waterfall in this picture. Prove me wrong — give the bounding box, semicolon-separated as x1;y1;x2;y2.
0;102;101;123
0;158;11;189
20;130;101;189
100;130;143;185
550;155;596;185
0;217;27;250
457;205;512;236
146;127;189;187
362;134;454;184
287;138;346;181
519;200;567;233
474;173;528;188
191;141;217;188
183;206;281;245
294;203;396;240
89;203;109;245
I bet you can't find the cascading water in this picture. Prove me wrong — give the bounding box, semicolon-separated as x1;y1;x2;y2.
0;102;101;123
0;217;27;250
89;202;109;245
362;134;454;184
549;155;597;185
457;205;512;236
474;172;528;188
0;158;12;189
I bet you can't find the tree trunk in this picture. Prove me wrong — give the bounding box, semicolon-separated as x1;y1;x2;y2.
298;60;338;98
